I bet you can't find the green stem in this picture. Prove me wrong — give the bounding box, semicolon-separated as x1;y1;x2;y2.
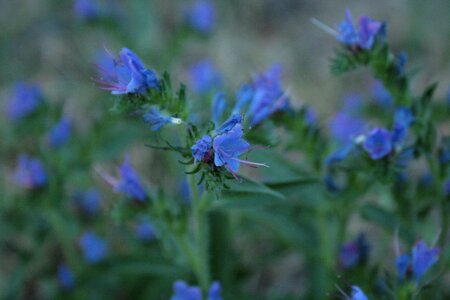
188;173;211;290
313;206;333;298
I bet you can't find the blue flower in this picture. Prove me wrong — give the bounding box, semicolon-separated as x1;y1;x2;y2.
135;218;156;241
116;156;147;202
395;240;440;282
212;92;227;126
171;281;202;300
170;281;222;300
233;84;254;114
350;286;368;300
191;135;213;162
79;231;107;264
143;107;182;131
339;234;370;269
395;254;411;281
48;117;71;148
216;114;242;134
329;112;365;144
412;240;440;281
96;48;159;95
98;156;148;202
185;0;216;33
362;128;393;160
395;52;408;75
213;124;267;174
207;281;222;300
337;9;384;50
74;0;100;20
74;188;101;215
57;264;75;290
7;82;43;121
392;107;414;145
14;155;47;189
371;81;393;107
188;60;221;94
326;143;354;166
304;107;317;126
246;64;290;126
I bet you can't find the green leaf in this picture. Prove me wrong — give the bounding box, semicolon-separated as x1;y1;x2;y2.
244;210;314;249
215;176;285;209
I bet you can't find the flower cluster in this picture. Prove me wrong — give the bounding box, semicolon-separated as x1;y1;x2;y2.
191;121;267;177
233;64;290;126
337;9;385;50
14;155;48;189
362;107;413;160
396;240;440;282
171;280;222;300
96;48;159;95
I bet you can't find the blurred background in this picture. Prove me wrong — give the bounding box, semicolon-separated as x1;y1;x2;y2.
0;0;449;299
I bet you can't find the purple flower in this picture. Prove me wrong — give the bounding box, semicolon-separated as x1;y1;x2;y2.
326;143;354;166
412;240;440;281
337;9;384;50
185;0;216;33
188;60;221;94
135;218;156;241
246;64;290;126
213;124;267;175
207;281;222;300
96;48;159;95
57;264;75;290
74;0;100;20
350;286;368;300
47;117;71;148
191;135;213;162
339;234;370;269
363;128;393;160
7;82;43;121
79;231;107;264
98;156;147;202
371;81;393;107
143;107;182;131
14;155;47;189
392;107;414;145
171;281;202;300
74;188;101;215
212;92;227;126
329;112;365;144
